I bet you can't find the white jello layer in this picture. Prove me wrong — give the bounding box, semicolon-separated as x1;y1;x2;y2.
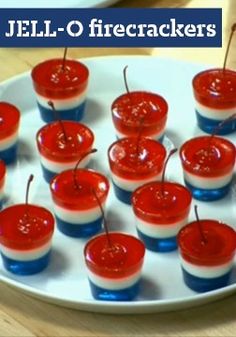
40;154;90;173
135;216;189;239
0;241;51;262
184;170;233;189
36;90;87;110
53;203;103;224
0;132;18;151
111;172;162;192
116;128;165;141
180;257;234;279
195;101;236;121
87;269;141;290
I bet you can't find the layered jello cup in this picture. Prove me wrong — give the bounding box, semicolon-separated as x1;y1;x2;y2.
108;137;166;205
178;220;236;292
193;69;236;134
36;121;94;183
112;91;168;141
50;169;109;237
180;136;236;201
0;204;55;275
0;102;20;164
84;232;145;301
31;58;89;123
132;181;192;252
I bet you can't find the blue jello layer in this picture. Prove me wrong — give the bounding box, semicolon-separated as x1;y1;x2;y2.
196;110;236;135
89;280;140;301
1;251;51;275
0;143;17;165
41;165;56;184
37;101;86;123
55;215;102;237
182;268;231;292
137;229;177;252
184;180;231;201
112;182;132;205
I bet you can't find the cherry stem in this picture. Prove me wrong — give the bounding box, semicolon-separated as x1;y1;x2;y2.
73;149;97;190
161;148;178;197
194;205;207;245
91;188;113;249
48;101;68;143
25;174;34;219
123;65;130;95
209;113;236;148
223;23;236;71
62;47;68;71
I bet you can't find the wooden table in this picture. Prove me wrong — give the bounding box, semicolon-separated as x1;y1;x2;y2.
0;1;236;336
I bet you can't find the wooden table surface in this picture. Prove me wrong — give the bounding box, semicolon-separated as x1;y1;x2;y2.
0;1;236;336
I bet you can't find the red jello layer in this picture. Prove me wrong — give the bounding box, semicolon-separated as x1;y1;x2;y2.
0;160;6;187
112;91;168;136
84;232;145;278
50;169;109;210
193;68;236;109
108;137;166;180
0;102;20;139
178;220;236;266
0;204;54;250
132;181;192;224
37;121;94;162
31;58;89;99
180;136;235;177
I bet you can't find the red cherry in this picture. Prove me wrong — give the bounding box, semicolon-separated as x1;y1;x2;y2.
36;121;94;163
84;232;145;278
0;102;20;139
31;58;89;99
178;220;236;266
112;91;168;137
50;169;109;210
108;137;166;180
132;181;192;224
0;204;54;250
180;136;235;177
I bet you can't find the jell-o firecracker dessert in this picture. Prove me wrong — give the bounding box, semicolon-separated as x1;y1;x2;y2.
84;193;145;301
192;24;236;134
108;136;166;205
31;48;89;123
111;66;168;141
180;130;236;201
50;150;110;237
178;206;236;292
132;149;192;252
0;102;20;164
0;175;55;275
36;102;94;183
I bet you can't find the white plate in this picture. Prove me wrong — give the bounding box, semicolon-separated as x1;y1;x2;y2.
0;55;236;314
0;0;119;8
